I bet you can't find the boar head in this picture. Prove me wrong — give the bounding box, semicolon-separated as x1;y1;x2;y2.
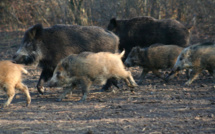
13;24;44;67
48;60;71;87
172;47;193;71
124;47;142;67
107;18;124;35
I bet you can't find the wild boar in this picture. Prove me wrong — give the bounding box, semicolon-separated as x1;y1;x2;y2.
167;42;215;85
107;16;192;59
0;61;31;109
124;44;184;84
13;24;119;94
48;50;138;102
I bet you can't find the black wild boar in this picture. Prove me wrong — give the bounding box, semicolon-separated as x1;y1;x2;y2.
13;24;119;94
124;44;184;84
167;42;215;85
107;16;192;59
48;50;137;102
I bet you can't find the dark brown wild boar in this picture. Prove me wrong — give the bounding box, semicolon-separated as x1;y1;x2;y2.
124;44;184;84
48;50;138;102
107;16;193;59
13;24;119;94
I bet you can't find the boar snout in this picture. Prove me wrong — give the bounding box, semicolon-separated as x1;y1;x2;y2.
12;54;17;61
124;62;130;67
48;74;60;87
165;66;180;81
12;54;26;64
47;76;58;87
47;80;58;88
124;59;132;67
172;66;181;72
13;53;38;66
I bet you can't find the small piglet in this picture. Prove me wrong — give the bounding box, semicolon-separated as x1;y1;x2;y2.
48;50;137;102
124;44;184;84
0;61;31;108
167;42;215;85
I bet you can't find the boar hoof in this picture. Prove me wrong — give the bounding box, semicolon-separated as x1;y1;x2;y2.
26;103;30;107
37;86;45;95
100;85;112;92
77;100;85;103
99;88;106;92
1;105;4;109
78;96;87;102
133;82;138;86
129;83;138;88
112;82;119;89
56;98;62;102
184;81;191;86
1;104;9;109
164;78;169;83
137;81;142;85
99;88;113;92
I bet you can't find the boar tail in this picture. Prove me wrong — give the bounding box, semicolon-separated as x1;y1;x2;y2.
21;68;28;74
119;49;125;59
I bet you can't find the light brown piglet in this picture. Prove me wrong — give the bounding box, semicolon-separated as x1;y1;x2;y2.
0;61;31;108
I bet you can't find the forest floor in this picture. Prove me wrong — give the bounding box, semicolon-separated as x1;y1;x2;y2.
0;31;214;134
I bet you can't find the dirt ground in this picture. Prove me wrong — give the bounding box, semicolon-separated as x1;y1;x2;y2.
0;32;215;134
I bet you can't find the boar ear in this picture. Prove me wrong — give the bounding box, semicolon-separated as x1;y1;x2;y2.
62;62;69;70
28;24;43;40
135;47;141;53
187;49;191;56
109;18;117;27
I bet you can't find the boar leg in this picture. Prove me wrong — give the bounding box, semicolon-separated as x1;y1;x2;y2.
208;69;214;76
16;82;31;107
152;69;163;79
185;69;201;86
212;70;215;78
212;69;215;83
57;87;73;102
186;69;192;79
165;70;180;82
124;71;138;87
165;70;176;82
2;86;15;109
138;68;149;84
110;78;119;89
37;69;54;95
79;78;92;102
100;78;118;92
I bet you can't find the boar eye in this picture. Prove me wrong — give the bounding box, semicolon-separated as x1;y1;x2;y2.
56;72;61;78
26;43;31;47
57;71;61;75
